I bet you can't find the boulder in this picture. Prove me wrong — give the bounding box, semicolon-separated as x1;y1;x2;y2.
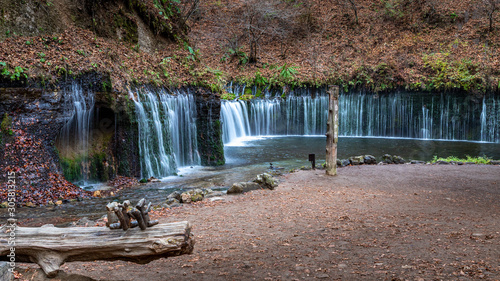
227;182;262;194
165;198;180;205
490;160;500;165
180;189;204;203
363;155;377;165
410;160;425;164
167;191;182;201
341;159;350;167
336;159;342;167
393;155;406;164
254;173;278;190
382;154;393;164
180;192;191;203
349;156;364;165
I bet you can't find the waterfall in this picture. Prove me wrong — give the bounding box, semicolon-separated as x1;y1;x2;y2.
480;98;498;143
221;87;500;144
58;84;95;184
221;101;250;143
130;89;200;179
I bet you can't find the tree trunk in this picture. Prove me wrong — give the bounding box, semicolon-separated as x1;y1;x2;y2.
0;221;194;278
326;85;339;176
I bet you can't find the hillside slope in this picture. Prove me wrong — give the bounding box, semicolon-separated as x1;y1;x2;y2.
0;0;499;93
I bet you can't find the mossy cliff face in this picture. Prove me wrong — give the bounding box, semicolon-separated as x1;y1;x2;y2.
57;90;141;183
0;87;72;175
195;88;225;166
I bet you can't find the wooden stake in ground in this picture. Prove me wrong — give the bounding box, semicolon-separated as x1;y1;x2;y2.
326;85;339;176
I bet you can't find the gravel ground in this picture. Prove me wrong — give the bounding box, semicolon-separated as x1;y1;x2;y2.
18;164;500;280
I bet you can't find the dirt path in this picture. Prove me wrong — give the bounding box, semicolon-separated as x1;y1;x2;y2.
19;165;500;280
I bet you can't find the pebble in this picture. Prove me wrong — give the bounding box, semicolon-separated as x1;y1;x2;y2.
209;197;225;202
338;263;347;269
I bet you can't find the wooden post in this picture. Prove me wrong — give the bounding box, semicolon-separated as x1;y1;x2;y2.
326;85;339;176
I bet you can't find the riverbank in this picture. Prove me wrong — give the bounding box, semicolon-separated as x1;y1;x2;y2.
16;164;500;280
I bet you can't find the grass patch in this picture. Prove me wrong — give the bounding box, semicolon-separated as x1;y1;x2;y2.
431;155;493;164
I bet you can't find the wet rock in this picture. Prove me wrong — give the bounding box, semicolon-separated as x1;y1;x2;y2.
490;160;500;165
148;177;160;183
436;160;449;165
227;182;262;194
254;173;278;190
341;159;350;167
410;160;425;164
167;191;182;201
363;155;377;164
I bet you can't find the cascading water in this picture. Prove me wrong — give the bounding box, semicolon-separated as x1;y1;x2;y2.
131;89;200;179
57;84;95;184
221;86;500;144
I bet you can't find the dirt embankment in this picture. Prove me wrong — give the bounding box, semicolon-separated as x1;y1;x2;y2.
17;164;500;280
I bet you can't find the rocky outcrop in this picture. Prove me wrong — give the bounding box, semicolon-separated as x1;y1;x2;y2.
0;87;90;205
195;88;225;166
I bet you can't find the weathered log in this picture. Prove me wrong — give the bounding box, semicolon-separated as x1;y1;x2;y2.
326;85;339;176
0;221;194;278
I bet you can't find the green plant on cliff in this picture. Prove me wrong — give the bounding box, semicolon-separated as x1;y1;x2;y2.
271;63;298;86
422;53;484;92
60;155;85;182
1;113;13;136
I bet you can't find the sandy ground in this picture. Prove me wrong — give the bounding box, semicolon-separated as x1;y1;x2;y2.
18;164;500;280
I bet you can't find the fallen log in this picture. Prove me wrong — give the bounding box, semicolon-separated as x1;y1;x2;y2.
0;221;194;278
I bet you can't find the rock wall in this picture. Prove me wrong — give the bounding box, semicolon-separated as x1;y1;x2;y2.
0;87;91;205
195;88;225;166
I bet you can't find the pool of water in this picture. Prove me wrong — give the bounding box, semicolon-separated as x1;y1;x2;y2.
225;136;500;169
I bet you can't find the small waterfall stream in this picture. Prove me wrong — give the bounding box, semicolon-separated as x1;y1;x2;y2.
57;84;95;184
221;87;500;144
131;88;200;179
